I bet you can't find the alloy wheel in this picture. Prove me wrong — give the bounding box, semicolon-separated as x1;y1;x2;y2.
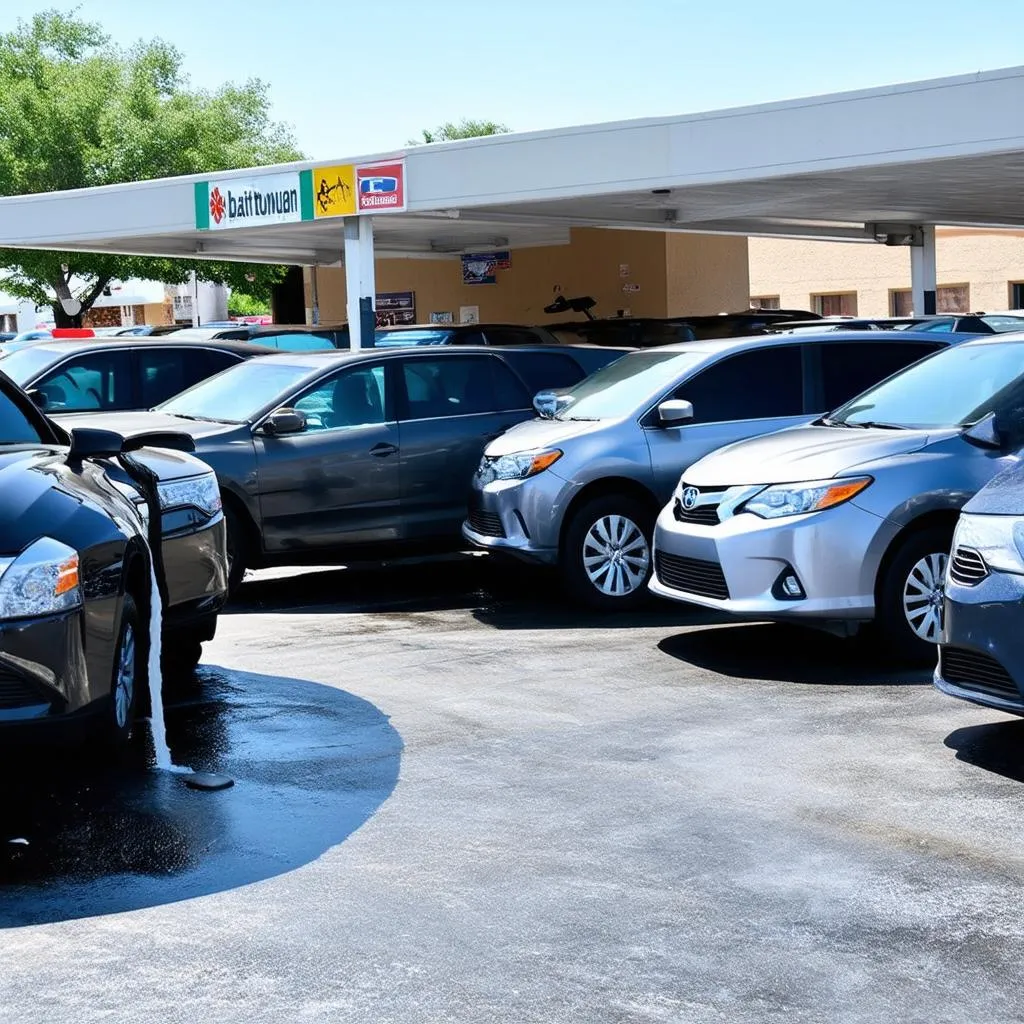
902;552;948;644
114;623;136;729
582;514;651;597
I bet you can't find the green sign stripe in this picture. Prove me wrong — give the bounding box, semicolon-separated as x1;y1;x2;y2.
194;182;210;231
299;170;314;221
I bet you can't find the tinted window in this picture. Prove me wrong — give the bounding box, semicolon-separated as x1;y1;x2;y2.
0;388;43;444
293;365;388;431
34;351;133;412
483;328;542;346
375;329;456;348
258;333;334;352
982;316;1024;334
819;342;941;410
676;346;803;423
203;349;243;376
502;351;586;392
138;347;224;408
400;356;528;419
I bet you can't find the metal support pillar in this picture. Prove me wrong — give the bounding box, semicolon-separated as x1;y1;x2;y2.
344;217;376;350
309;265;320;325
910;225;936;316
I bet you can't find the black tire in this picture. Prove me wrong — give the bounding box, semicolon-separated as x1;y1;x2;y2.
560;494;654;611
876;526;953;663
105;593;143;747
224;504;248;595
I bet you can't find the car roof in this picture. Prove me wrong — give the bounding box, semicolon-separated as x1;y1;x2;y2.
6;337;276;357
374;322;545;332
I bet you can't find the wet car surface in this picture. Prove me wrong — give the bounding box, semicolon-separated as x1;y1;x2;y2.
3;557;1024;1021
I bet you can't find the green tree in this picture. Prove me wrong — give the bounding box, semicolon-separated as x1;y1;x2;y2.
0;10;303;325
408;119;511;145
227;290;270;318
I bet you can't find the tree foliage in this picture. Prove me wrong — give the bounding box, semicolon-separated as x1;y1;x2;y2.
0;10;303;324
226;290;270;317
408;119;511;145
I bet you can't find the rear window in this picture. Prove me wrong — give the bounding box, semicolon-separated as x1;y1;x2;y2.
501;351;586;393
375;329;456;348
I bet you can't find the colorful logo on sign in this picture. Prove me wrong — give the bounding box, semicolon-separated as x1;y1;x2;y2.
356;162;405;212
313;164;356;218
209;187;226;225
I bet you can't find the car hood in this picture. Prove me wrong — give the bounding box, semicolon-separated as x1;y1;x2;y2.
484;416;607;456
685;424;941;485
52;410;237;444
964;460;1024;515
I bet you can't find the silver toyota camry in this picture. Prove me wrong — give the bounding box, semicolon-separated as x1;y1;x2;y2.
650;334;1024;659
462;331;952;610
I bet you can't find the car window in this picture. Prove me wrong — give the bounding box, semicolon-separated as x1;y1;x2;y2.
483;328;541;347
138;347;225;408
675;346;804;423
400;355;529;419
35;351;133;412
502;351;587;392
914;319;956;333
292;365;388;431
0;387;43;444
203;349;243;377
819;342;942;409
255;333;334;352
375;328;456;348
981;316;1024;333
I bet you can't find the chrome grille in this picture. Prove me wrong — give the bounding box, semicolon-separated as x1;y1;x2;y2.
949;547;988;587
672;485;726;526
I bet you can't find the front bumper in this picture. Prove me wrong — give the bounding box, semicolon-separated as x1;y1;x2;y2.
462;476;572;566
934;570;1024;715
649;498;895;621
161;512;229;627
0;609;88;723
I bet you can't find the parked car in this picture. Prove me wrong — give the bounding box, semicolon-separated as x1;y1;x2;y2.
934;460;1024;712
464;331;960;609
0;337;276;414
648;333;1024;659
53;345;631;591
373;324;561;348
164;326;341;351
0;370;228;741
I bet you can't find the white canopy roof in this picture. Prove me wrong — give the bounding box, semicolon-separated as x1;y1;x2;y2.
2;66;1024;264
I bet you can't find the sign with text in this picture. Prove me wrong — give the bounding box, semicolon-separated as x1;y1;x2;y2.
195;172;311;231
376;291;416;326
356;162;406;212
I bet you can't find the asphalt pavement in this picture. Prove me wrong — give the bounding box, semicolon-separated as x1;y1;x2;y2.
2;555;1024;1023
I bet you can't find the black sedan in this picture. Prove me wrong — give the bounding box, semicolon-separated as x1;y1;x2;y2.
58;345;630;590
0;371;227;743
0;337;276;415
935;459;1024;714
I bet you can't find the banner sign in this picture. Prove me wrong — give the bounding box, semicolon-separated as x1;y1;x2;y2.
461;251;511;285
376;291;416;326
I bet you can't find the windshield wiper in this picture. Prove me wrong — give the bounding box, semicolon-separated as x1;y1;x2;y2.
168;413;233;423
848;420;906;430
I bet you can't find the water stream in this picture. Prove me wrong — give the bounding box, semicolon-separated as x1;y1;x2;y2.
146;560;187;774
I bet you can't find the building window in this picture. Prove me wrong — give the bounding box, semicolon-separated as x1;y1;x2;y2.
891;285;971;316
1010;283;1024;310
750;296;781;310
811;292;857;317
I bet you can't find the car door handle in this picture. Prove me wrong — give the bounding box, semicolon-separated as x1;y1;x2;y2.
370;442;399;457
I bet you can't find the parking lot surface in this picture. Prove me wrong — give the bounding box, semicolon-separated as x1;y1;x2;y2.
2;556;1024;1023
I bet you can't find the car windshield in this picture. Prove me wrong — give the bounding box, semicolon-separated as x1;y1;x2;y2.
0;346;66;384
158;359;319;422
0;386;43;444
554;350;704;421
830;340;1024;428
375;329;454;347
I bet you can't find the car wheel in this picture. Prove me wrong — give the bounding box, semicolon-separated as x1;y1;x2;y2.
877;527;952;663
106;593;142;746
224;505;248;594
561;494;653;610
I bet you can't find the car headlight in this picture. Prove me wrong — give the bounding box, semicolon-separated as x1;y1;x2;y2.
0;537;82;619
481;450;563;482
157;473;222;515
951;513;1024;575
742;477;872;519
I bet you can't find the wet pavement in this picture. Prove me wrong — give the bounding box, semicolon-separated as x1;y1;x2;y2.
2;555;1024;1022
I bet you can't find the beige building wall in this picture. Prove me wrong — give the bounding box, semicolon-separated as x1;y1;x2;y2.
308;227;750;324
749;229;1024;316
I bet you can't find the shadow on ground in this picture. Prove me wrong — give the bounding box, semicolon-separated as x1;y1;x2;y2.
658;621;933;686
0;666;402;928
945;718;1024;783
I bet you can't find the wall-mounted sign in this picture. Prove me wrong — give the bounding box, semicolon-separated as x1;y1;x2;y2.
430;311;454;324
459;305;480;324
622;282;641;293
313;164;356;218
376;291;416;326
461;250;511;285
196;160;407;229
619;263;630;278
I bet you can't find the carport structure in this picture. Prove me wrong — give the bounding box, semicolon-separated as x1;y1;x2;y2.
3;66;1024;345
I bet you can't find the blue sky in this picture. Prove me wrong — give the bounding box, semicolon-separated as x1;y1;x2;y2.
5;0;1024;160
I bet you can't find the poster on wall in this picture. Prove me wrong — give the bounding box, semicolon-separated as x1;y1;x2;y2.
430;311;454;324
461;251;511;285
459;305;480;324
376;291;416;326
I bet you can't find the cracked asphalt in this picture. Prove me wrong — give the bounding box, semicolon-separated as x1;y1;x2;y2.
2;555;1024;1023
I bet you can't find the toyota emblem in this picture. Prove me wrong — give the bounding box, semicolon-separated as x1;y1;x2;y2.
681;486;699;510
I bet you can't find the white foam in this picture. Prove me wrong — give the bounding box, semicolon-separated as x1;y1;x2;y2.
146;560;188;773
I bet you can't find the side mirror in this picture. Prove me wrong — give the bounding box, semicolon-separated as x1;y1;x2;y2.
962;411;1004;450
67;427;125;465
657;399;694;427
261;407;308;436
26;388;47;411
